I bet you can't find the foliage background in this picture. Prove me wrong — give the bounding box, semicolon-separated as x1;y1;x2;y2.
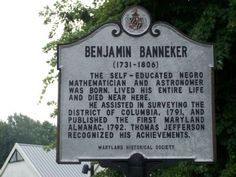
0;114;56;168
39;0;236;176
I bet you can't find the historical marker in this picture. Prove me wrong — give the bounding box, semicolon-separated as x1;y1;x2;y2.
57;6;215;163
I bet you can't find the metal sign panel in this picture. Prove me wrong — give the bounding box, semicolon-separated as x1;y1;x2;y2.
57;6;215;163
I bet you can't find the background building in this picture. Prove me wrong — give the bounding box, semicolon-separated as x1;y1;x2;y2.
0;143;89;177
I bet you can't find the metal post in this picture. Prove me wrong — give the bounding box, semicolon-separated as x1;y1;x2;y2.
127;153;146;177
99;153;177;177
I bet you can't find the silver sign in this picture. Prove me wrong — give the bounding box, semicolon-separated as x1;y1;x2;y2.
57;6;215;163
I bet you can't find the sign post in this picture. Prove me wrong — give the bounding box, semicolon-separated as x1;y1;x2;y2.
57;6;215;176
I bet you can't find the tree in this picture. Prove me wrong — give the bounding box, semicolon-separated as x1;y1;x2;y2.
0;114;56;168
40;0;236;176
0;121;12;168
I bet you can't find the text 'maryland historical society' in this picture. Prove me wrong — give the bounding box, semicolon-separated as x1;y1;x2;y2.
57;6;215;163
